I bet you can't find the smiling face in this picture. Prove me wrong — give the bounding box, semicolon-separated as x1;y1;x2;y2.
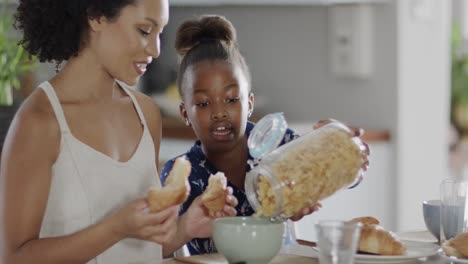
88;0;169;85
180;60;254;155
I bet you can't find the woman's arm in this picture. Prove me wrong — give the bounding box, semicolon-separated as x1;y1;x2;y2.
0;96;177;264
0;103;124;264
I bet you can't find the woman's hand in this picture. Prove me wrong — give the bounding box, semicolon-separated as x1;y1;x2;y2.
289;202;322;222
109;199;178;245
182;187;238;239
214;186;238;218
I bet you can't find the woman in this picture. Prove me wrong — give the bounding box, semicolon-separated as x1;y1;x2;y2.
0;1;236;263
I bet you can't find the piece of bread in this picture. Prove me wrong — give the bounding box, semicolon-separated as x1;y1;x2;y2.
351;217;406;256
201;172;227;216
442;241;464;258
443;232;468;258
350;216;380;225
147;157;191;212
358;224;406;255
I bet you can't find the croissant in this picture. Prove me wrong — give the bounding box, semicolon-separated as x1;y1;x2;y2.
350;216;380;225
351;217;406;256
201;172;227;216
443;232;468;258
147;157;191;212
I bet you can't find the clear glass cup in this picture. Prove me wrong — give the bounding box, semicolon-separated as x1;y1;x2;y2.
315;220;362;264
440;178;468;244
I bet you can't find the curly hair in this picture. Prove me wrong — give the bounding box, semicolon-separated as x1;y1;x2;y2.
175;15;251;97
14;0;137;63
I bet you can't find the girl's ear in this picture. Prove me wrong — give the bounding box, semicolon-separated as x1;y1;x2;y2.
179;102;190;126
248;92;255;118
179;102;187;119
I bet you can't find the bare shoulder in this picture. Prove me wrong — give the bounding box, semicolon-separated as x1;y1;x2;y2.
15;87;60;135
128;90;162;132
2;87;61;163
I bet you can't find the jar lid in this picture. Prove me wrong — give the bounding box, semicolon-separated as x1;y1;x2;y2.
248;112;288;159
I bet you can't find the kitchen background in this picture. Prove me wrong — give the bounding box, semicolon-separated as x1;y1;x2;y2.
1;0;463;241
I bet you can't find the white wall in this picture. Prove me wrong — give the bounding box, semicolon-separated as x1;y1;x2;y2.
163;4;397;129
395;0;451;231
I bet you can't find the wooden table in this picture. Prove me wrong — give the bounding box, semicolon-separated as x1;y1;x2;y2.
163;253;451;264
162;252;452;264
162;253;317;264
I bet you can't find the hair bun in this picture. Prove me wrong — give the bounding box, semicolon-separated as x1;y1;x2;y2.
175;15;237;57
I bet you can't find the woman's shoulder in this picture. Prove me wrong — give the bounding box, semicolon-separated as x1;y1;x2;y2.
126;90;162;139
127;90;161;119
3;87;61;161
15;87;60;134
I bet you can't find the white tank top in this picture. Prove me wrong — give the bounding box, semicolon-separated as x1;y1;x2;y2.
38;81;162;264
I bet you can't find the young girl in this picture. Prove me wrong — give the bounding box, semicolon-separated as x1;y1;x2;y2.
161;15;371;255
0;1;237;263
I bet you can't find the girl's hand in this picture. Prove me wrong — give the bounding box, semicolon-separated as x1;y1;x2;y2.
110;199;178;246
183;187;238;239
289;202;322;222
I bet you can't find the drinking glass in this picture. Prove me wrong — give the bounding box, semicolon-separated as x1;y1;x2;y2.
440;179;468;244
315;220;361;264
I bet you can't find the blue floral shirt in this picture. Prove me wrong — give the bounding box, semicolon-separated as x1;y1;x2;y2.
161;121;299;255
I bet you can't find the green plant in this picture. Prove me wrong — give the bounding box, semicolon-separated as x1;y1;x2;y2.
0;2;36;106
451;24;468;105
451;23;468;136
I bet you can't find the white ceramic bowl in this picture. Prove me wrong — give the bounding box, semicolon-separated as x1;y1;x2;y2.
213;216;284;264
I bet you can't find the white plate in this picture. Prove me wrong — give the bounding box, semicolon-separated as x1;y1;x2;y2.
438;249;468;263
395;230;438;244
354;241;439;264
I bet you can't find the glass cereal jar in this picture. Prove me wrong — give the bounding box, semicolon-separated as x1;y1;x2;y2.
245;113;366;219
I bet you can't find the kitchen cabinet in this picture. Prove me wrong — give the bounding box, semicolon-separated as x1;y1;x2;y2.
161;117;390;143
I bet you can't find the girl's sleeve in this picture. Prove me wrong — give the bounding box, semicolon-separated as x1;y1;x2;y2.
280;127;301;146
160;159;175;186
